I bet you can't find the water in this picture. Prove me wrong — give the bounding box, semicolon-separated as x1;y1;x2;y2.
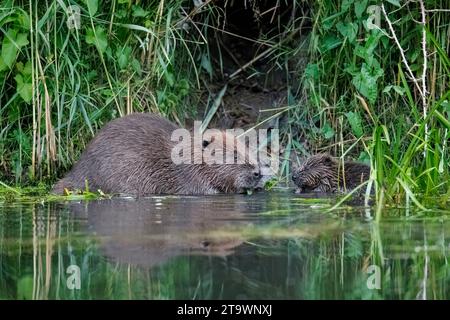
0;191;448;299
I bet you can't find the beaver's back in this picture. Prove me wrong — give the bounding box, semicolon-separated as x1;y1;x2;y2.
52;113;180;195
293;154;371;193
340;161;371;189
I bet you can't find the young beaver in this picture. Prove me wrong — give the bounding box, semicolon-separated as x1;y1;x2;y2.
52;113;261;196
292;153;370;193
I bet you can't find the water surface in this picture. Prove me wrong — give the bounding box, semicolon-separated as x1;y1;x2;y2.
0;191;448;299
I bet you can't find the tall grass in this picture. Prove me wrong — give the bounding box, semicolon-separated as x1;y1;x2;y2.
0;0;203;183
291;0;450;209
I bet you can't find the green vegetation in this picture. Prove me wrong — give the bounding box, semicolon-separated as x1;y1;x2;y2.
0;1;449;211
293;0;449;212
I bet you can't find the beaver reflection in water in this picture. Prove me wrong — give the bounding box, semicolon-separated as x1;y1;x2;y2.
292;153;370;193
52;113;261;196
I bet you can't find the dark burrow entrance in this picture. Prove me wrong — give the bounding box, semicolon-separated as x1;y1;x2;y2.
192;0;312;132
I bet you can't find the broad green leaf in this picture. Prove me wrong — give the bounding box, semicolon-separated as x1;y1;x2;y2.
321;11;346;31
355;33;382;61
164;71;174;87
18;12;31;29
86;27;108;53
322;122;335;139
1;30;18;68
118;53;127;69
341;0;354;13
132;5;148;17
0;56;7;72
304;63;320;81
352;63;384;104
16;33;29;48
358;151;370;163
345;111;364;137
131;58;142;76
15;74;32;103
336;22;358;43
22;60;32;75
383;85;406;96
116;46;132;69
354;0;368;18
86;0;98;17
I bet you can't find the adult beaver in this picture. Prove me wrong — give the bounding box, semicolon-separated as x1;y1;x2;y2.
292;153;370;193
52;113;261;196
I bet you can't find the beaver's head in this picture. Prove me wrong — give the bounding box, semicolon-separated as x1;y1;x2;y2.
292;154;339;193
195;130;261;193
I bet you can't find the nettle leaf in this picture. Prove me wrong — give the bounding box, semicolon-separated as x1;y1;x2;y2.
15;74;32;103
86;0;98;17
86;27;108;53
22;60;32;75
131;59;142;76
365;33;382;56
352;63;384;104
354;0;368;18
322;122;335;140
336;22;358;43
345;111;364;137
118;53;128;69
358;151;370;163
164;71;175;87
383;85;406;96
355;33;382;61
341;0;354;13
116;46;132;69
344;63;359;76
304;63;320;81
132;5;148;18
1;30;18;68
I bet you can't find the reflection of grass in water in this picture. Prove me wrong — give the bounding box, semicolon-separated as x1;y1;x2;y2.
198;220;343;242
1;200;449;299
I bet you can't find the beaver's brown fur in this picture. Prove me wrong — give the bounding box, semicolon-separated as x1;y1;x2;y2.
292;153;370;193
52;113;261;196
